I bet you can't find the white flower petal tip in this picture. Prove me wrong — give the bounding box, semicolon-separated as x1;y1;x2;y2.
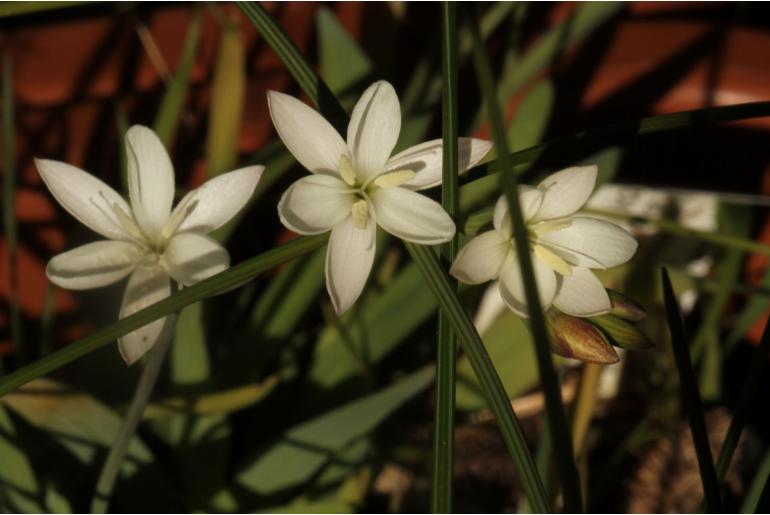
267;90;347;175
325;215;376;315
34;158;132;241
449;231;508;284
173;164;265;234
125;125;175;237
347;81;401;181
371;187;455;245
533;165;598;221
118;266;173;365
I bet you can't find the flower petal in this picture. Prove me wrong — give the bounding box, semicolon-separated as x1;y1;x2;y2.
173;165;264;234
46;240;142;290
492;188;543;239
498;251;557;318
118;266;173;365
267;90;348;175
326;215;376;314
532;165;597;221
347;81;401;182
553;267;612;317
370;187;455;244
538;216;637;269
125;125;175;237
35;158;132;240
386;138;493;191
278;175;355;235
163;232;230;286
450;230;509;284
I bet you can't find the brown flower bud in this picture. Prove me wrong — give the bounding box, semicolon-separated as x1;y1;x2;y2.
546;311;620;364
608;290;647;322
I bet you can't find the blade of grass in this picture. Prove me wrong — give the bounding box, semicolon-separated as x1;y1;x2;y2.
91;332;172;513
153;6;202;145
2;56;21;368
467;7;583;512
406;242;550;513
661;268;722;512
714;317;770;483
0;234;328;397
236;4;550;510
432;3;458;512
741;448;770;514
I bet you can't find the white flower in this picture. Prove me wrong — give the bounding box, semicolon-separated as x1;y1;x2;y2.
268;81;492;314
450;166;637;318
36;125;264;364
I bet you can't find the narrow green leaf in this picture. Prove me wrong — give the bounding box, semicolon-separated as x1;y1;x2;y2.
2;56;21;367
234;367;434;494
741;447;770;514
172;302;210;387
660;268;722;512
432;4;458;511
153;7;202;145
0;1;87;18
714;317;770;485
0;405;42;512
317;7;372;97
468;7;583;511
206;20;245;176
0;234;328;397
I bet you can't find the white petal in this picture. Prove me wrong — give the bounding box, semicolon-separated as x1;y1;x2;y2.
533;165;597;221
347;81;401;182
125;125;175;237
326;215;376;314
163;232;230;286
35;158;132;241
46;240;142;290
278;175;355;235
450;230;509;284
386;138;493;191
492;188;543;239
553;267;612;317
370;187;455;244
118;266;173;365
173;165;264;234
498;251;557;318
538;216;638;269
267;91;348;175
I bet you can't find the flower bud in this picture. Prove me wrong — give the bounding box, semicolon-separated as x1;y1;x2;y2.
546;311;620;364
590;314;655;350
608;290;647;322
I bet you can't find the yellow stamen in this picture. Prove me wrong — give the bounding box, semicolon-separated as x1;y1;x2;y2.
351;199;369;229
534;244;573;276
373;169;416;188
339;154;356;186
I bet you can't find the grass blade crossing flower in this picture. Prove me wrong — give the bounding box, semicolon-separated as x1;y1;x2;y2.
268;81;492;313
37;125;264;364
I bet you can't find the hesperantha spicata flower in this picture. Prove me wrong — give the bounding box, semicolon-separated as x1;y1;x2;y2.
268;80;492;314
450;166;638;318
36;125;264;364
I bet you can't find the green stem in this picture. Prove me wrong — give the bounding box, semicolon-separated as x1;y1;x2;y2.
0;235;327;397
661;268;722;512
586;207;770;257
432;3;458;512
90;332;172;513
467;7;583;512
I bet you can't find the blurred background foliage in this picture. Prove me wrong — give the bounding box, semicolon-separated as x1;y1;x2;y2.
1;2;770;512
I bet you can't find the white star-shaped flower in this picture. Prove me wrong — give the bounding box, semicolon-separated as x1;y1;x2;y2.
36;125;264;364
450;166;637;318
268;81;492;314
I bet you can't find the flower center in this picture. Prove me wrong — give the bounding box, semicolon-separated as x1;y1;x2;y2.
513;217;574;276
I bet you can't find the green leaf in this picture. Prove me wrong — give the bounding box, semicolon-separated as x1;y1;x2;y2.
456;310;539;411
207;21;245;176
0;1;87;18
317;6;372;97
153;7;202;145
172;302;211;388
661;268;722;512
506;79;554;152
144;378;278;418
234;367;434;494
741;447;770;514
0;405;42;512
